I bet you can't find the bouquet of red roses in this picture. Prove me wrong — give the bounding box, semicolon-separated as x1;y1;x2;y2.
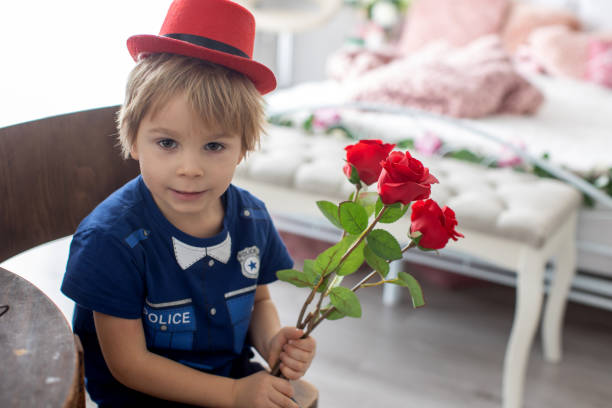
271;139;463;376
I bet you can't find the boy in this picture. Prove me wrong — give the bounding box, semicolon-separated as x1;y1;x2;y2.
61;1;315;407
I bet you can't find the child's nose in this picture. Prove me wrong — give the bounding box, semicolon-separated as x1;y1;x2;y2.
177;153;204;177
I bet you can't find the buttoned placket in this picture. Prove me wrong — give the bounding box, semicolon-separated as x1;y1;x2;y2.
205;258;218;319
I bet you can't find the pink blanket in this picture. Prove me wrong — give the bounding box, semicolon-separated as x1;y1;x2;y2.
333;36;543;118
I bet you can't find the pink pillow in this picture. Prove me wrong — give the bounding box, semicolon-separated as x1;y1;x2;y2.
348;36;543;118
586;40;612;88
397;0;510;55
326;46;397;81
526;25;612;80
501;3;581;53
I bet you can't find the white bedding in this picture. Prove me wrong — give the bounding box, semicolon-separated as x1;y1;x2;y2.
266;73;612;174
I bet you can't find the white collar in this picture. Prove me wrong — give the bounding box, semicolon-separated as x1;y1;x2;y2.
172;233;232;270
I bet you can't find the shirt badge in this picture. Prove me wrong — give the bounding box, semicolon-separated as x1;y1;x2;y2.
237;246;260;279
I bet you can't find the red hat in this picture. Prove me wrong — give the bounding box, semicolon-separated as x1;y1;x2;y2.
127;0;276;94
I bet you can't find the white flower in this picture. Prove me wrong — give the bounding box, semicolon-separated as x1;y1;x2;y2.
371;1;400;28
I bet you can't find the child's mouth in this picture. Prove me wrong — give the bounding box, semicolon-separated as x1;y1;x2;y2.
170;189;206;201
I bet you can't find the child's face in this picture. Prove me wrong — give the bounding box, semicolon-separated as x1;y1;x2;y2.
130;92;244;234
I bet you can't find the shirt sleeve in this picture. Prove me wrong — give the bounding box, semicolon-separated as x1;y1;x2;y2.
257;207;294;285
61;228;145;319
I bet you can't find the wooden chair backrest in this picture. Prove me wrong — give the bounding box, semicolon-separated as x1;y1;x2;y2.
0;106;140;262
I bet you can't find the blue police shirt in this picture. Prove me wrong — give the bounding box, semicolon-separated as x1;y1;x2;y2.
61;176;293;406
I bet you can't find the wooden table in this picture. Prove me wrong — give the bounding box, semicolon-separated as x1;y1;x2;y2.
0;267;83;407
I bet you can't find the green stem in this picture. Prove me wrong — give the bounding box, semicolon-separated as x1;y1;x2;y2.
296;274;327;329
278;207;415;376
270;361;283;377
312;205;390;322
352;184;361;203
362;280;389;288
303;234;418;338
311;204;390;319
337;205;389;268
402;240;417;252
303;268;379;337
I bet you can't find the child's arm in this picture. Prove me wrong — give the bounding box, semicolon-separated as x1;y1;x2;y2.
249;285;317;380
94;312;296;407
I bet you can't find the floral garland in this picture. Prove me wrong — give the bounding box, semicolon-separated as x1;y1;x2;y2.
344;0;412;47
344;0;412;26
268;109;612;207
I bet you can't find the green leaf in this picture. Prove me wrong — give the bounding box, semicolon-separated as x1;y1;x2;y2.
444;148;484;164
315;275;331;293
314;235;355;276
366;229;403;261
375;199;410;224
364;244;390;278
276;269;313;288
321;306;346;321
375;197;383;217
394;272;425;308
337;240;365;276
396;138;414;149
325;124;356;140
267;115;294;127
302;259;317;277
316;201;343;229
339;201;368;234
346;163;362;185
302;259;320;285
302;114;314;133
303;260;332;292
329;287;362;318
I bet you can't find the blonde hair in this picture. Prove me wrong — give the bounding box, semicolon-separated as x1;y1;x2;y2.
117;53;265;159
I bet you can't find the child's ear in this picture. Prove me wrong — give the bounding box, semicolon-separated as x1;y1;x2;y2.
130;143;139;160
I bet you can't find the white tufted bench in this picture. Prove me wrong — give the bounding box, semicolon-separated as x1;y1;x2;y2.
233;124;582;408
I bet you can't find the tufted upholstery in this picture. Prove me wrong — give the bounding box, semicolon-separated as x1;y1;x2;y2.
237;125;581;248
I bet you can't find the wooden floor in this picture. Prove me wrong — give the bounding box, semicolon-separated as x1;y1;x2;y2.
269;233;612;408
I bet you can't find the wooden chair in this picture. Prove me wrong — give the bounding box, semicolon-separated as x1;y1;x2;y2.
292;380;318;408
0;105;139;263
0;106;318;408
0;105;139;407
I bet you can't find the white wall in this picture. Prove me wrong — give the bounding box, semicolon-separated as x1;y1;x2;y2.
0;1;358;127
0;1;171;128
1;1;610;128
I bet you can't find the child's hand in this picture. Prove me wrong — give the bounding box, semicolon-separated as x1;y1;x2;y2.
268;327;316;380
232;371;297;408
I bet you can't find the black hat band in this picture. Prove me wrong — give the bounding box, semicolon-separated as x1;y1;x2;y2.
163;33;249;59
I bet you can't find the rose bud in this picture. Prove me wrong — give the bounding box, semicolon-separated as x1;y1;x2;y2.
410;199;464;250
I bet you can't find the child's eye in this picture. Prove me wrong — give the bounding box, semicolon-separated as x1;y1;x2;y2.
157;139;177;149
205;142;225;152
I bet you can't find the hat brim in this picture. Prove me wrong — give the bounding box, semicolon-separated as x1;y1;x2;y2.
127;34;277;95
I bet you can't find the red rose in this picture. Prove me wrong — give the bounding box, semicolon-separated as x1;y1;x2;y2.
377;151;438;205
343;140;395;185
410;199;464;250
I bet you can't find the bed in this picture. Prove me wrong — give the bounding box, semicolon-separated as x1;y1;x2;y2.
261;69;612;310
